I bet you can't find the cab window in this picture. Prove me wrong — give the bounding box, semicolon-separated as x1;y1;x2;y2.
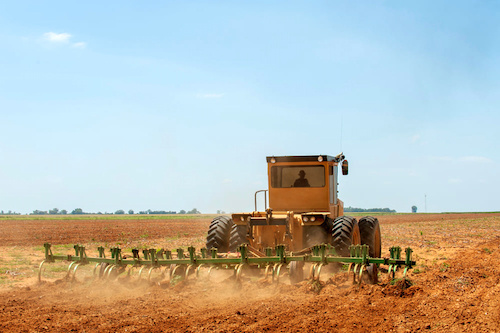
271;166;325;188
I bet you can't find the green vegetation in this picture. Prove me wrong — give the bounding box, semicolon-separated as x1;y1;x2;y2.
347;211;398;217
344;206;396;213
138;209;177;214
440;262;450;272
389;277;413;289
0;214;216;221
16;207;202;216
0;210;21;215
308;279;324;293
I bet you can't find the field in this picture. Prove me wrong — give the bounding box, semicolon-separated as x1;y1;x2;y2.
1;213;500;332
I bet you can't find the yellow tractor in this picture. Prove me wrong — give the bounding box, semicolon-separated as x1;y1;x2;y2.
206;154;381;268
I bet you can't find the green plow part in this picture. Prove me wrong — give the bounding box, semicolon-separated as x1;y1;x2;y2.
39;243;416;284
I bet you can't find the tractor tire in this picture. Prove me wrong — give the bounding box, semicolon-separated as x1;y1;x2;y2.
304;217;334;248
206;215;233;253
358;216;381;258
229;224;248;252
331;215;361;257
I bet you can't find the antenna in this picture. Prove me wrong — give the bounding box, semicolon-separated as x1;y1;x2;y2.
340;114;343;152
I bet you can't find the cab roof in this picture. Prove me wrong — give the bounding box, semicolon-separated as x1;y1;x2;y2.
266;154;345;163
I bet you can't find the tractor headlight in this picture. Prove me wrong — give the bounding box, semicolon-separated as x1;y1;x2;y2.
302;214;325;223
270;157;276;163
246;216;251;222
240;216;245;222
318;156;323;162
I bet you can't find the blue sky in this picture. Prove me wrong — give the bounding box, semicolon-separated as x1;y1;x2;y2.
1;1;499;214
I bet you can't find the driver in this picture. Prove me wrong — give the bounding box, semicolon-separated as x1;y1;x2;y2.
293;170;310;187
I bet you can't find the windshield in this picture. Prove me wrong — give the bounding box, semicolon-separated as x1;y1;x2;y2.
271;165;325;188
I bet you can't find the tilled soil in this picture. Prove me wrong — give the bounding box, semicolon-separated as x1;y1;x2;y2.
1;213;500;332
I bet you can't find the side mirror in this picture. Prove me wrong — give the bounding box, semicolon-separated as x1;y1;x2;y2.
342;160;348;175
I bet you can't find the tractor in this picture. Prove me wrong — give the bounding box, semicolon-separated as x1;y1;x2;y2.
206;153;382;281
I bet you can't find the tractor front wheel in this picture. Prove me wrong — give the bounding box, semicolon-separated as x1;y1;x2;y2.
229;224;248;252
206;216;233;253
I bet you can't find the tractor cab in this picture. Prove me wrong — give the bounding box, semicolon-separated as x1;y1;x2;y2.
266;154;348;218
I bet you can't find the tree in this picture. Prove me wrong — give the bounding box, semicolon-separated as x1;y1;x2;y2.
31;210;48;215
115;209;125;215
49;208;59;215
59;209;67;215
187;208;200;214
179;210;186;214
411;205;417;213
128;209;134;215
71;208;84;215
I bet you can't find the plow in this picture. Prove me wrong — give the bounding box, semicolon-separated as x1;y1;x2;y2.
39;242;415;285
39;153;417;286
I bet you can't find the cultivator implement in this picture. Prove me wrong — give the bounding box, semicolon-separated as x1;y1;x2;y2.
39;243;416;285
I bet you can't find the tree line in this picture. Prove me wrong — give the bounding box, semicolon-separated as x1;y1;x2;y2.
1;208;202;215
0;210;21;215
344;206;396;213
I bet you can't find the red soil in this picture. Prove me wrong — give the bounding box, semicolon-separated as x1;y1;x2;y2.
1;213;499;332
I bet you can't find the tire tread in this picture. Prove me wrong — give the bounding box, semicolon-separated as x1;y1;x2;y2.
206;216;233;252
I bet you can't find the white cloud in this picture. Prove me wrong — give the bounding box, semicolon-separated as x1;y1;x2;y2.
41;32;87;49
72;42;87;49
43;32;72;43
410;134;420;143
196;93;225;99
459;156;492;163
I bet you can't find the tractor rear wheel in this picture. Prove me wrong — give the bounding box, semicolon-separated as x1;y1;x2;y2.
358;216;381;284
206;216;233;253
358;216;381;258
331;215;361;256
229;224;248;252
